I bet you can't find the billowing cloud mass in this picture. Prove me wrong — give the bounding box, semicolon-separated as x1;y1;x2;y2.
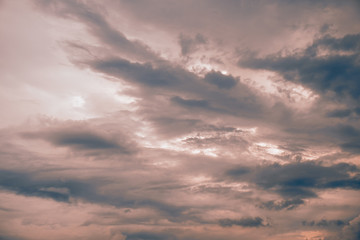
1;1;360;240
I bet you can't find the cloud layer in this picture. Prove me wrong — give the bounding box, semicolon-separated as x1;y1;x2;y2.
1;0;360;240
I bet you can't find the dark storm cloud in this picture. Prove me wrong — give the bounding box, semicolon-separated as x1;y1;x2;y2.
259;198;305;211
329;124;360;154
0;168;187;219
341;142;360;154
218;217;266;227
92;58;196;88
239;33;360;101
312;33;360;52
226;161;360;199
22;124;135;154
47;132;118;149
148;117;249;144
302;219;349;228
148;117;202;137
35;0;157;61
332;124;360;139
0;169;71;202
178;33;207;56
336;216;360;240
171;96;210;108
282;123;360;155
326;109;352;118
171;96;237;115
124;231;178;240
204;71;238;89
182;134;248;149
226;167;251;176
355;107;360;115
0;235;26;240
91;57;265;119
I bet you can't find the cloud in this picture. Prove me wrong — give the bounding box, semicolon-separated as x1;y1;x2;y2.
328;124;360;154
34;0;158;61
312;33;360;52
326;109;352;118
0;168;187;219
218;217;266;227
239;33;360;102
259;198;305;211
226;161;360;199
302;219;349;228
148;117;203;138
124;231;178;240
178;33;207;56
0;169;72;202
0;235;26;240
204;71;238;89
340;142;360;154
90;57;264;119
21;123;135;155
171;96;210;109
2;1;360;240
92;58;181;87
339;215;360;240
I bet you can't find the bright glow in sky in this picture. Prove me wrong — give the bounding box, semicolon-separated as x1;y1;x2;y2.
71;96;85;108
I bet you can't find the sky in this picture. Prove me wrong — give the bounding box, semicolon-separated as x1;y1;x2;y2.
1;0;360;239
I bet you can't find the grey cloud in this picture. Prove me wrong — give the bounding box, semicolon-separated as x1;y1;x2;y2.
319;23;331;34
355;107;360;115
46;132;119;150
0;168;187;219
35;0;157;61
22;124;135;154
329;124;360;154
218;217;266;227
91;56;264;119
226;167;251;177
259;198;305;211
279;123;360;157
313;33;360;52
113;0;358;55
302;219;349;228
226;161;360;199
171;96;210;109
0;169;72;202
41;1;271;123
3;1;360;239
326;109;352;118
332;124;360;139
179;33;207;56
239;33;360;101
0;207;15;212
124;231;178;240
183;134;248;149
338;215;360;240
148;117;250;147
321;215;360;240
203;71;238;89
275;187;317;199
92;58;193;88
170;95;246;116
149;117;202;138
0;236;26;240
341;142;360;154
